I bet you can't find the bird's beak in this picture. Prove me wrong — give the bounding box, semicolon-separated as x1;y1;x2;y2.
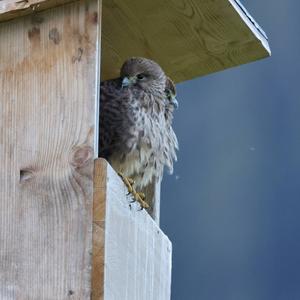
122;77;133;88
171;96;179;109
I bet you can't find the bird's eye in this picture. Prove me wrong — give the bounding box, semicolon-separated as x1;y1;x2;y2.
137;74;145;80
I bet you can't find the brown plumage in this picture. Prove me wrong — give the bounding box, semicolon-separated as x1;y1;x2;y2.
99;57;178;196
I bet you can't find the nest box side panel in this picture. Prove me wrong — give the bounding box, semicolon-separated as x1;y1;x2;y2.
0;0;101;298
92;159;172;300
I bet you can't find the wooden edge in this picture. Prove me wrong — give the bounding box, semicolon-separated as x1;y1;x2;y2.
229;0;271;55
93;0;102;157
0;0;76;23
152;176;161;224
92;158;107;300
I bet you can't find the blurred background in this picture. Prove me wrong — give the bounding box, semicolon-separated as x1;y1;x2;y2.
161;1;300;299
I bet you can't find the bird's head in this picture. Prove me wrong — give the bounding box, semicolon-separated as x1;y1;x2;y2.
165;77;178;109
120;57;166;93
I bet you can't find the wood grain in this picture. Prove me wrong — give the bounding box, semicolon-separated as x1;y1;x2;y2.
92;159;172;300
0;0;76;23
1;0;270;84
92;159;106;299
0;0;101;298
101;0;270;83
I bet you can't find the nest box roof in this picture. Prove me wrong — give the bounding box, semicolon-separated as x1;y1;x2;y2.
0;0;270;83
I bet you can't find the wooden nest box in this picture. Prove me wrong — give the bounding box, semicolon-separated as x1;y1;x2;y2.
0;0;270;299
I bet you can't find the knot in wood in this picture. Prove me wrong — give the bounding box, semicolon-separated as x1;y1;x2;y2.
20;169;34;183
71;145;93;168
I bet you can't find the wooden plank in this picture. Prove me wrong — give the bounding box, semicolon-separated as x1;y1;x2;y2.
0;0;101;298
92;159;172;300
101;0;270;83
0;0;76;23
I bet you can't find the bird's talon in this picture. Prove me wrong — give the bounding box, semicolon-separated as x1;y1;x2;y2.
118;172;135;193
138;192;146;200
128;178;135;185
133;192;149;209
118;172;149;209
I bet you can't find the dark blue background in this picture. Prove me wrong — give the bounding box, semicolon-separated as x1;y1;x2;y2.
161;1;300;299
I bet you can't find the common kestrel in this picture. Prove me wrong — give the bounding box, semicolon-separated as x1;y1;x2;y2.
99;57;178;210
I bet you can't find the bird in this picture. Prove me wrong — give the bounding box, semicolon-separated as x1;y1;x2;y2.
99;57;178;210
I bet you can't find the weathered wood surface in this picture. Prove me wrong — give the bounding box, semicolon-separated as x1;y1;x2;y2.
101;0;270;83
0;0;76;23
92;159;172;300
0;0;101;298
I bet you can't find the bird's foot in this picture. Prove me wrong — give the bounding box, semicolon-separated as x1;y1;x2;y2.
118;173;149;209
118;172;134;193
131;191;149;210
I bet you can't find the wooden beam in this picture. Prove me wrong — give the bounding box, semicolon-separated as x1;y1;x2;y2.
0;0;101;298
92;159;172;300
101;0;270;83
